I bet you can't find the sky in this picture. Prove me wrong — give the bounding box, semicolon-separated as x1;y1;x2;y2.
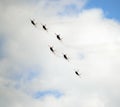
0;0;120;107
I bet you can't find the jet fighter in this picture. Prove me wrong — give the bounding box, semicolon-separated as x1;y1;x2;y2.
30;19;36;27
48;45;55;54
41;24;48;31
55;33;62;41
75;70;81;77
63;53;69;61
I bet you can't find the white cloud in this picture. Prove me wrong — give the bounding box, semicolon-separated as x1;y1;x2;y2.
0;0;120;107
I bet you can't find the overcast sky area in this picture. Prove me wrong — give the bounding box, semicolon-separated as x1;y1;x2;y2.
0;0;120;107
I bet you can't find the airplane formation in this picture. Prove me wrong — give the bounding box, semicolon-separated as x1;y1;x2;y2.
30;19;82;78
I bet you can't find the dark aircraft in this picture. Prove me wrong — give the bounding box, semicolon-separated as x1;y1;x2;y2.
30;19;36;27
48;46;55;54
75;70;81;77
63;53;69;61
55;33;62;41
41;24;48;31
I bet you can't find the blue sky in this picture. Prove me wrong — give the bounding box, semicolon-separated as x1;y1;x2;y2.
33;90;63;99
85;0;120;21
58;0;120;21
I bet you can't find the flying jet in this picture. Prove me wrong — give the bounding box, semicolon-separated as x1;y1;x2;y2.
48;45;55;54
41;24;48;31
75;70;81;77
63;53;69;61
55;33;62;41
30;19;36;27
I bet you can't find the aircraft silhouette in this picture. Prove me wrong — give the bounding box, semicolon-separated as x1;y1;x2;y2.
75;70;81;77
63;53;69;61
55;33;62;41
30;19;36;27
41;24;48;31
48;45;55;54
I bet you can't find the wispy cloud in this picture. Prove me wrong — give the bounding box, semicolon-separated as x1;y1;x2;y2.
0;0;120;107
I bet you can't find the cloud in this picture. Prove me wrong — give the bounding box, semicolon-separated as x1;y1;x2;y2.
0;0;120;107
